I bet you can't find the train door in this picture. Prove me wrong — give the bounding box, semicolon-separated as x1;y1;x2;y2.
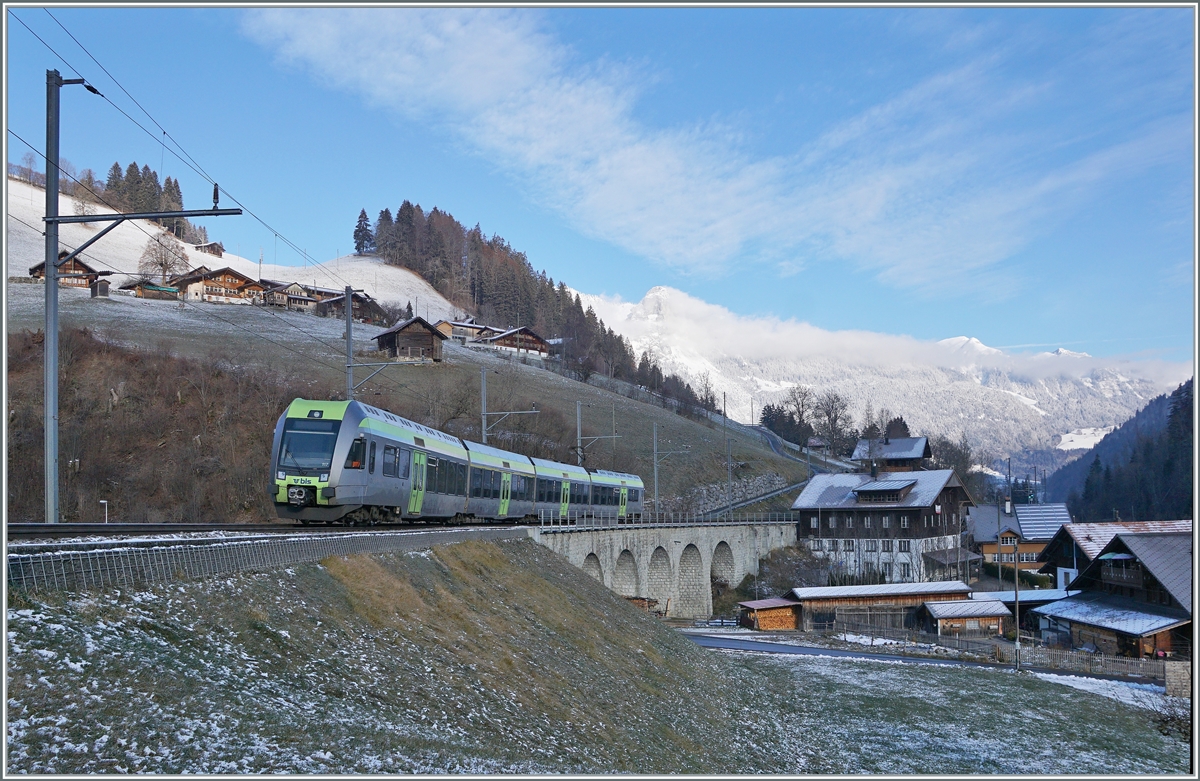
498;473;512;518
619;487;628;520
559;481;570;519
408;451;427;515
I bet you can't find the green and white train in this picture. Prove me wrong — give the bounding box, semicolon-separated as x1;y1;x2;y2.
270;399;644;525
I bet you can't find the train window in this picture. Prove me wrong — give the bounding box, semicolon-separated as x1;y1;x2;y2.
629;489;639;502
471;469;482;498
279;418;342;471
383;446;398;477
426;457;439;493
398;448;411;479
439;461;451;495
490;471;501;499
536;478;546;503
344;438;365;469
368;441;376;474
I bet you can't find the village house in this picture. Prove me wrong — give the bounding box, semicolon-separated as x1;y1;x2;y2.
371;316;447;362
1036;519;1193;590
192;242;224;258
973;503;1073;578
849;436;931;472
314;291;389;326
262;281;317;312
435;317;502;344
171;267;257;304
474;326;551;357
1031;532;1191;658
791;469;976;584
28;252;100;288
785;581;972;631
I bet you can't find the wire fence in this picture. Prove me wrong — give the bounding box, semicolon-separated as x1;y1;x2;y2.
7;527;529;594
827;620;1168;679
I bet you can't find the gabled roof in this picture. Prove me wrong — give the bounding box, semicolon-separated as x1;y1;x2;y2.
477;325;548;344
968;503;1002;542
791;469;964;511
1013;504;1072;541
372;316;447;341
1030;591;1190;637
1078;532;1193;615
789;581;970;601
924;600;1012;619
29;255;99;276
850;437;931;462
1038;520;1193;564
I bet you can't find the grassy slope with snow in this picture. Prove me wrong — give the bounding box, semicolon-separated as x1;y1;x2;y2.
5;177;460;321
6;539;1189;774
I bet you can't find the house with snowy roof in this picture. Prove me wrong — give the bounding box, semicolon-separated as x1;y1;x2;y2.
1031;531;1191;658
1036;519;1192;591
791;470;976;584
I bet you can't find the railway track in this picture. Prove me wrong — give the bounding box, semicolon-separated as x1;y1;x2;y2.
5;521;512;541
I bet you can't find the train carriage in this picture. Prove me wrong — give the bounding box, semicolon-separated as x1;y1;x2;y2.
588;469;645;521
461;440;537;521
530;458;593;520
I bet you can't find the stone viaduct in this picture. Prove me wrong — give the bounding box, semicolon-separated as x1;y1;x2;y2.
529;522;797;618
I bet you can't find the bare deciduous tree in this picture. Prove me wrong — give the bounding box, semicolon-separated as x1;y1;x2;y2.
785;385;814;427
139;233;188;284
815;389;853;456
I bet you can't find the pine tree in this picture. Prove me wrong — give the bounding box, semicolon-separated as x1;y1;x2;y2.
374;208;395;260
105;162;124;203
353;209;374;254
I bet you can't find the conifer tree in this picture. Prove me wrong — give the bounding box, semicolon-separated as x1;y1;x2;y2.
353;209;374;254
105;162;124;199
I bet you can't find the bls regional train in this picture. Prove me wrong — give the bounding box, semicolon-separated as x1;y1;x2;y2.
270;399;644;525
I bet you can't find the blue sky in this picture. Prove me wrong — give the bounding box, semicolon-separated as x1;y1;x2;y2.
5;7;1195;363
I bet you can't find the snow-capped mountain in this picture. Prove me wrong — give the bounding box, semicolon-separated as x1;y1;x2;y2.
576;286;1189;459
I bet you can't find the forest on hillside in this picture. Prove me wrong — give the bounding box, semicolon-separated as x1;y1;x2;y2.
352;205;715;414
1067;379;1193;522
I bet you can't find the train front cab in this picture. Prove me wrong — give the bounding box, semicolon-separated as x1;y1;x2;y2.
272;399;361;523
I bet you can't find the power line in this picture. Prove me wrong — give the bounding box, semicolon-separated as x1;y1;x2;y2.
10;10;361;294
9;135;423;404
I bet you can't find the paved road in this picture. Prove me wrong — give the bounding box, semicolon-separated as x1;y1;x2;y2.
684;633;1162;684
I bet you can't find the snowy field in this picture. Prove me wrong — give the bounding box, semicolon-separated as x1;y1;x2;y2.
6;177;460;321
1057;426;1117;451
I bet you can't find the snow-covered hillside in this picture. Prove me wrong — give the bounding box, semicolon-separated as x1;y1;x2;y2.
576;286;1189;459
5;178;460;322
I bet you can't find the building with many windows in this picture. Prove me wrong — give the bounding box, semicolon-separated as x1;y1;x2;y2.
790;469;975;583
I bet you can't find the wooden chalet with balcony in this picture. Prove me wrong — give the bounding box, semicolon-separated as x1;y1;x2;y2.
314;290;389;326
173;267;257;304
434;317;502;344
29;252;100;288
474;326;550;357
1035;519;1192;591
1031;532;1192;658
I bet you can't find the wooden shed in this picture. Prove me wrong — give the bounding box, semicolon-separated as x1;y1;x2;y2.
372;316;447;362
789;581;972;631
920;599;1010;636
738;597;802;630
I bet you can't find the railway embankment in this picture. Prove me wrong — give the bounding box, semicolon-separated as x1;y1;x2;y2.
6;537;798;773
6;536;1190;773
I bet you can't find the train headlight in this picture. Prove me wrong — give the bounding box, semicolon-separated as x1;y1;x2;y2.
320;473;329;482
276;470;286;480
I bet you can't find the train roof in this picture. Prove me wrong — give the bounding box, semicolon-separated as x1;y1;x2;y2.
352;402;468;459
530;457;591;482
589;469;644;488
461;440;536;474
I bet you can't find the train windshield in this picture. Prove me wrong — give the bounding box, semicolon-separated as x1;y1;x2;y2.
278;418;343;471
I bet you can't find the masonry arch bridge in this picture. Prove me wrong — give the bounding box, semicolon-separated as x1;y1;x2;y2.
531;523;796;618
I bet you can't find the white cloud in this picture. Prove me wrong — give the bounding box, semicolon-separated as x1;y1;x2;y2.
243;9;1190;296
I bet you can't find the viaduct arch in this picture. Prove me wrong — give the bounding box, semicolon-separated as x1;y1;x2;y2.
530;523;796;619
